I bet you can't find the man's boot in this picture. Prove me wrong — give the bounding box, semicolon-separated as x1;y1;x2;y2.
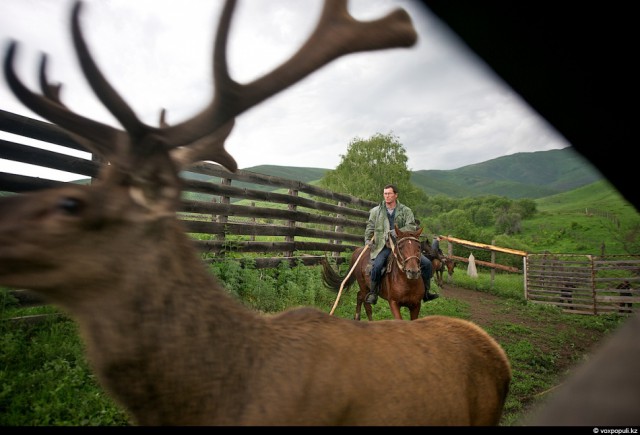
423;278;439;302
365;281;380;305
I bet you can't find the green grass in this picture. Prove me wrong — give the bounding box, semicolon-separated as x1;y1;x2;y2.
524;180;640;254
0;316;131;426
0;263;629;426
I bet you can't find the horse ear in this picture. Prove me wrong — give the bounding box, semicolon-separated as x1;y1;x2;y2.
416;227;423;237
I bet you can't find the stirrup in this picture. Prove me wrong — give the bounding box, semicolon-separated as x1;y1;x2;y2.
423;291;439;302
365;292;378;305
427;292;439;301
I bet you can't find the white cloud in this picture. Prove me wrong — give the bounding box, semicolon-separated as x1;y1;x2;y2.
0;0;570;181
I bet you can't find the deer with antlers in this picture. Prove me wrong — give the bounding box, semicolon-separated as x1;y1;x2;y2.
0;0;511;426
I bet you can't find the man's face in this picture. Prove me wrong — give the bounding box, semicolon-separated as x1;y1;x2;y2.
383;188;397;205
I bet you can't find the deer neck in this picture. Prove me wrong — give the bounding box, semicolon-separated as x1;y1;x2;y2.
59;218;266;424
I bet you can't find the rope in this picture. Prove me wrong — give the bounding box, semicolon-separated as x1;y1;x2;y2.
329;235;374;316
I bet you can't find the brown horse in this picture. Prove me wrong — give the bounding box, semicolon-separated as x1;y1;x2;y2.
322;225;426;321
421;238;455;287
432;256;456;287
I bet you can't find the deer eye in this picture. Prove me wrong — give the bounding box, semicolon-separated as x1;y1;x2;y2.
57;197;84;215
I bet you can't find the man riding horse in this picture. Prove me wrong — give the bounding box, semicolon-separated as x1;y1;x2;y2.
432;235;446;261
364;184;439;305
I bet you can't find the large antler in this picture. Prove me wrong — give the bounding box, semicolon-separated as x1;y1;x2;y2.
4;0;416;174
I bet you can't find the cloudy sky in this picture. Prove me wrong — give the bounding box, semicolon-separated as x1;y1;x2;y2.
0;0;570;181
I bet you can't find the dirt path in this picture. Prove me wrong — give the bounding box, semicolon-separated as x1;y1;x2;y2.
438;284;511;325
434;283;615;377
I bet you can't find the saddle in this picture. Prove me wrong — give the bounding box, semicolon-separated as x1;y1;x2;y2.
364;255;395;277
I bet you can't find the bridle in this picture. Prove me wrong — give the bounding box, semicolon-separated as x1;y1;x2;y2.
389;236;422;273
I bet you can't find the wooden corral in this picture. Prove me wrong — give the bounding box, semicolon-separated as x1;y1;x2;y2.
525;253;640;315
0;110;375;269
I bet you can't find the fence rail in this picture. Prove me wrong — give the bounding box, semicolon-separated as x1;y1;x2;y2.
2;110;638;317
438;238;639;315
525;254;640;315
0;109;376;269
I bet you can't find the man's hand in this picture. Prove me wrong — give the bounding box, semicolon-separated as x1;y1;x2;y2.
366;238;374;247
389;229;397;239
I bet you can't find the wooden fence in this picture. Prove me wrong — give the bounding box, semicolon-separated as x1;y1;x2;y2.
525;253;640;315
0;109;376;270
437;237;639;315
2;109;638;316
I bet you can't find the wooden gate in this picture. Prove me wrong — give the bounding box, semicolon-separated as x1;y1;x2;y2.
525;253;640;315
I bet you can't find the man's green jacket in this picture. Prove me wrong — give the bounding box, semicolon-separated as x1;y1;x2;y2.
364;201;417;259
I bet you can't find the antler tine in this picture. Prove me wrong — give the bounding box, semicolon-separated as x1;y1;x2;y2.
159;0;417;160
69;0;238;171
4;41;126;160
70;1;148;142
37;54;116;159
159;108;169;128
37;56;62;104
160;108;237;172
171;120;237;172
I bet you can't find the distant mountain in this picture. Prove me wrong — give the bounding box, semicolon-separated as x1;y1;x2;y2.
241;148;604;200
170;148;602;200
241;165;328;185
412;148;604;198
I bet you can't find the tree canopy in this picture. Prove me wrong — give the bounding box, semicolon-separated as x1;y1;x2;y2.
319;132;427;207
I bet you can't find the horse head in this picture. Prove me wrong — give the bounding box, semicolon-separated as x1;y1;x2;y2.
445;258;457;277
394;225;423;280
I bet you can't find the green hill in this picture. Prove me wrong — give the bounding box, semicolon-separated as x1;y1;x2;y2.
411;148;603;199
242;148;604;200
521;179;639;254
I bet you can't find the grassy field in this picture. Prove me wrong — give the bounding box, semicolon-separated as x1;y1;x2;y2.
0;264;630;426
1;180;638;426
523;180;640;254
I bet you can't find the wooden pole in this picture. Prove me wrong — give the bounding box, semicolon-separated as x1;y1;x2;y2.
329;238;373;316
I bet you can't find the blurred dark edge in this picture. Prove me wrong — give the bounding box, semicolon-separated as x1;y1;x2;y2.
420;1;635;210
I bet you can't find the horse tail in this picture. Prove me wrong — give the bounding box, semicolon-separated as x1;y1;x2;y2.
321;256;357;292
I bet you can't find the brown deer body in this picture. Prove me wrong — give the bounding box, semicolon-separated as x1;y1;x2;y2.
0;0;511;425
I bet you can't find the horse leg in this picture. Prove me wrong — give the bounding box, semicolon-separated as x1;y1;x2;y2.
409;305;420;320
364;302;374;321
388;300;403;320
355;285;369;321
355;295;363;321
354;269;370;321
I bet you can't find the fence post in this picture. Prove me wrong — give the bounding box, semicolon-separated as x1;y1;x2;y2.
490;239;496;287
332;201;345;257
216;178;231;257
522;255;528;300
286;188;298;258
250;202;256;241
